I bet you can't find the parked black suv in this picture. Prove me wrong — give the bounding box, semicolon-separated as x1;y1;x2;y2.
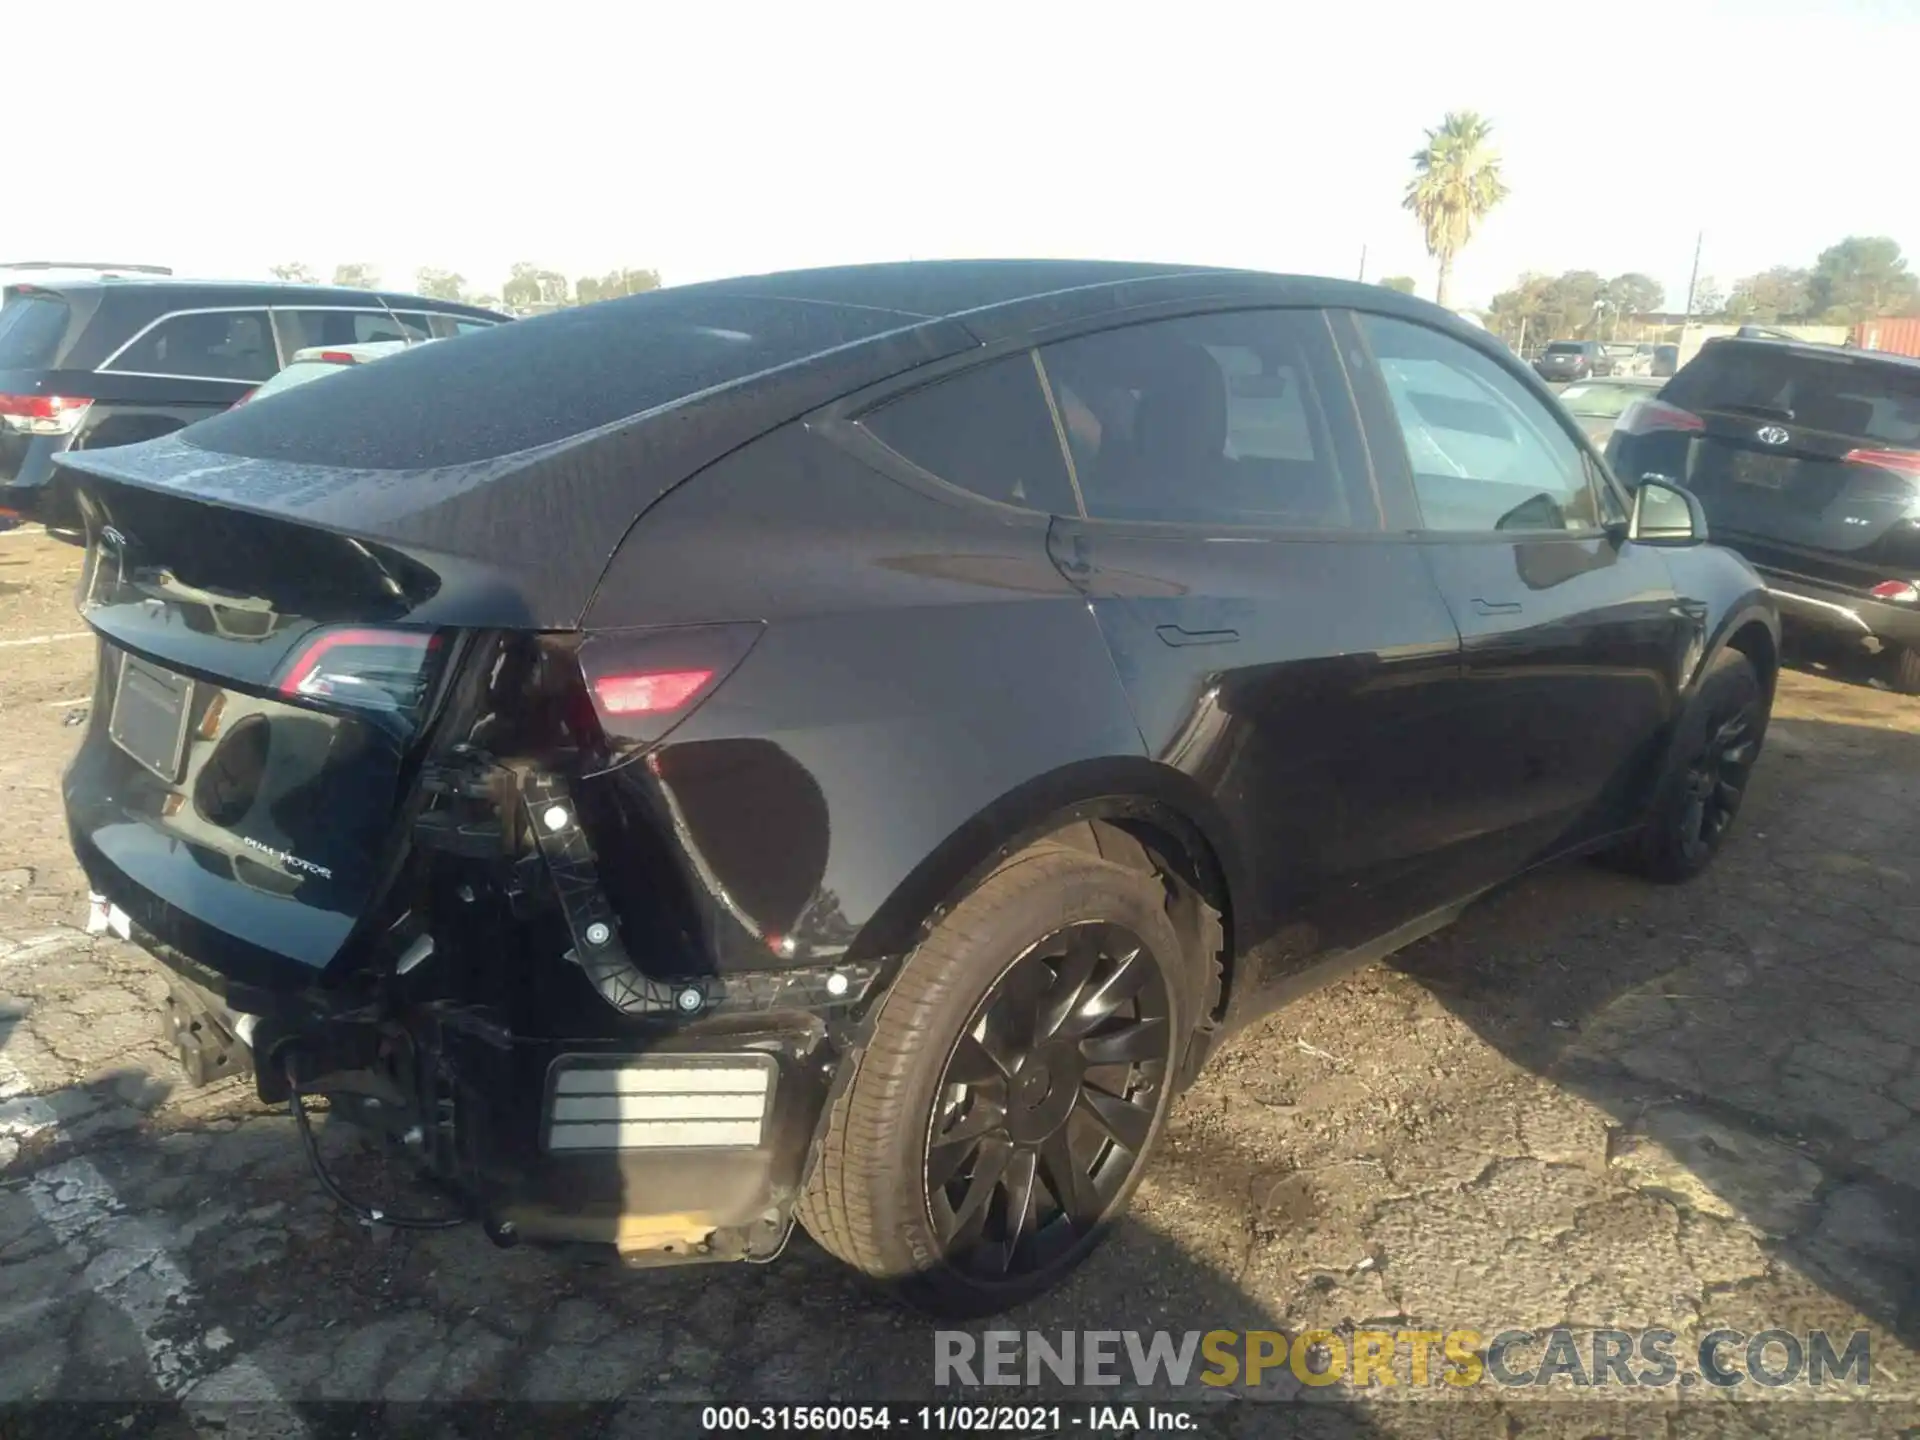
0;273;505;526
1608;335;1920;689
55;262;1777;1315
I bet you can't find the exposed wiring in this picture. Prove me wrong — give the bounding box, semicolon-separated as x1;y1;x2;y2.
283;1052;468;1231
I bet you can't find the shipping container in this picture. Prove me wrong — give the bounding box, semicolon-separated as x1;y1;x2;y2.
1853;317;1920;360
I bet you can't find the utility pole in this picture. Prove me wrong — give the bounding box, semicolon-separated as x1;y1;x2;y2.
1682;230;1703;321
1357;245;1367;283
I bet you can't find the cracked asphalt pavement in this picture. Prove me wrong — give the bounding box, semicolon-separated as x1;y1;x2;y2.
2;526;1917;1436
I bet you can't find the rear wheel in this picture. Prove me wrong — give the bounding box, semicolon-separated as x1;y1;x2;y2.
798;845;1186;1316
1616;649;1765;883
1891;644;1920;696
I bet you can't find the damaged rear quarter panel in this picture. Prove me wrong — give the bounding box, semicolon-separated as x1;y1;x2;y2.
581;424;1152;975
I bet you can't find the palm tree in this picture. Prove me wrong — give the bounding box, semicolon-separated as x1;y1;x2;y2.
1403;111;1510;309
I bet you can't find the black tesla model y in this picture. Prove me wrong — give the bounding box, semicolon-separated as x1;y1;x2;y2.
55;261;1777;1315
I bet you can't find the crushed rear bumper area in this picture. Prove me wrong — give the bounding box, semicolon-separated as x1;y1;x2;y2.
278;1005;840;1265
123;897;848;1266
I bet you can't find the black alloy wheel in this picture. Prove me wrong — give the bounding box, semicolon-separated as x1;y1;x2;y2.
1614;648;1767;882
1675;707;1759;866
797;842;1192;1315
923;920;1172;1280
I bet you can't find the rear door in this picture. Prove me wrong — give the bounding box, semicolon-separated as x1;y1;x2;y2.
79;307;280;448
1037;307;1467;977
1346;310;1689;882
1657;343;1920;593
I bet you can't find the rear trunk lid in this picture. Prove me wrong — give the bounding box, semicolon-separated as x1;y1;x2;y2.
62;475;470;985
1661;343;1920;591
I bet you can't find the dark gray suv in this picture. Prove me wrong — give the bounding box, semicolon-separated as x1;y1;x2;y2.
1534;339;1604;382
0;269;504;528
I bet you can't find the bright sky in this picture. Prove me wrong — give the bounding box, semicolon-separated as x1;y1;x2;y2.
8;0;1917;311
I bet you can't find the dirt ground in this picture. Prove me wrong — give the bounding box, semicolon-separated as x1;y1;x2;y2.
2;523;1918;1437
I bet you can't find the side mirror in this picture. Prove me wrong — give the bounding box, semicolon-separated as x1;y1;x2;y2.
1629;478;1708;546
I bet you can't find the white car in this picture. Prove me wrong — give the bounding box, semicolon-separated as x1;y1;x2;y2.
234;338;430;406
1600;342;1651;377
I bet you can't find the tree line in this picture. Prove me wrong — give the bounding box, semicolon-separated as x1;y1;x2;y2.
1479;237;1919;350
1483;270;1668;350
267;261;662;315
1391;110;1918;350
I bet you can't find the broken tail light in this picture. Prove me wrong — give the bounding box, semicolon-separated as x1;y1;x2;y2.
0;393;92;435
275;626;445;736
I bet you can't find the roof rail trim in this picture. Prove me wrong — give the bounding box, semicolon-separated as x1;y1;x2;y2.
0;261;174;275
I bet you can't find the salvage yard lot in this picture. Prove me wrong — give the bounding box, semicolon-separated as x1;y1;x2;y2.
1;525;1917;1434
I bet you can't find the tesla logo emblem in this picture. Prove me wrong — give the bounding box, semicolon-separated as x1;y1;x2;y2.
1756;426;1790;446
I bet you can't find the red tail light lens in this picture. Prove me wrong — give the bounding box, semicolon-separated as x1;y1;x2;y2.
276;627;444;735
592;669;714;715
575;623;764;754
1845;448;1920;480
1870;581;1919;603
0;393;92;435
317;351;359;365
1614;398;1705;438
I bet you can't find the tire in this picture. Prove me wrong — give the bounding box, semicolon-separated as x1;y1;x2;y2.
1892;644;1920;696
798;843;1188;1316
1615;649;1766;883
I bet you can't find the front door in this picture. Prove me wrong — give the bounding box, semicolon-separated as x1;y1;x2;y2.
1037;307;1466;984
1341;310;1690;887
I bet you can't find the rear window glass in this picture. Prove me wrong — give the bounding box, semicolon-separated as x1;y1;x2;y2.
862;354;1077;513
0;293;73;368
1666;344;1920;445
184;291;915;469
105;310;276;383
1545;342;1584;356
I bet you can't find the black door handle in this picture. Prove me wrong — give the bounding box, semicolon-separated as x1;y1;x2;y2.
1470;598;1523;616
1155;625;1240;647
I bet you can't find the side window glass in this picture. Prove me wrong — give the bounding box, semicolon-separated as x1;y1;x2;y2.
277;309;355;352
1357;313;1599;533
353;310;427;343
1585;452;1627;524
859;354;1078;514
106;311;276;383
1039;308;1372;529
277;309;434;353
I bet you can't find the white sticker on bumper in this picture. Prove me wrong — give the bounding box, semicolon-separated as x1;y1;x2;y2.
84;892;131;939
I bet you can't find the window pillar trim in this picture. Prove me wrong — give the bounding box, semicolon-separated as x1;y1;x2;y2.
1028;348;1088;519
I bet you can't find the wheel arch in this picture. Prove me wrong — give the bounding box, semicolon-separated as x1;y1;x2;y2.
1721;612;1779;705
846;757;1243;1042
1690;590;1780;710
